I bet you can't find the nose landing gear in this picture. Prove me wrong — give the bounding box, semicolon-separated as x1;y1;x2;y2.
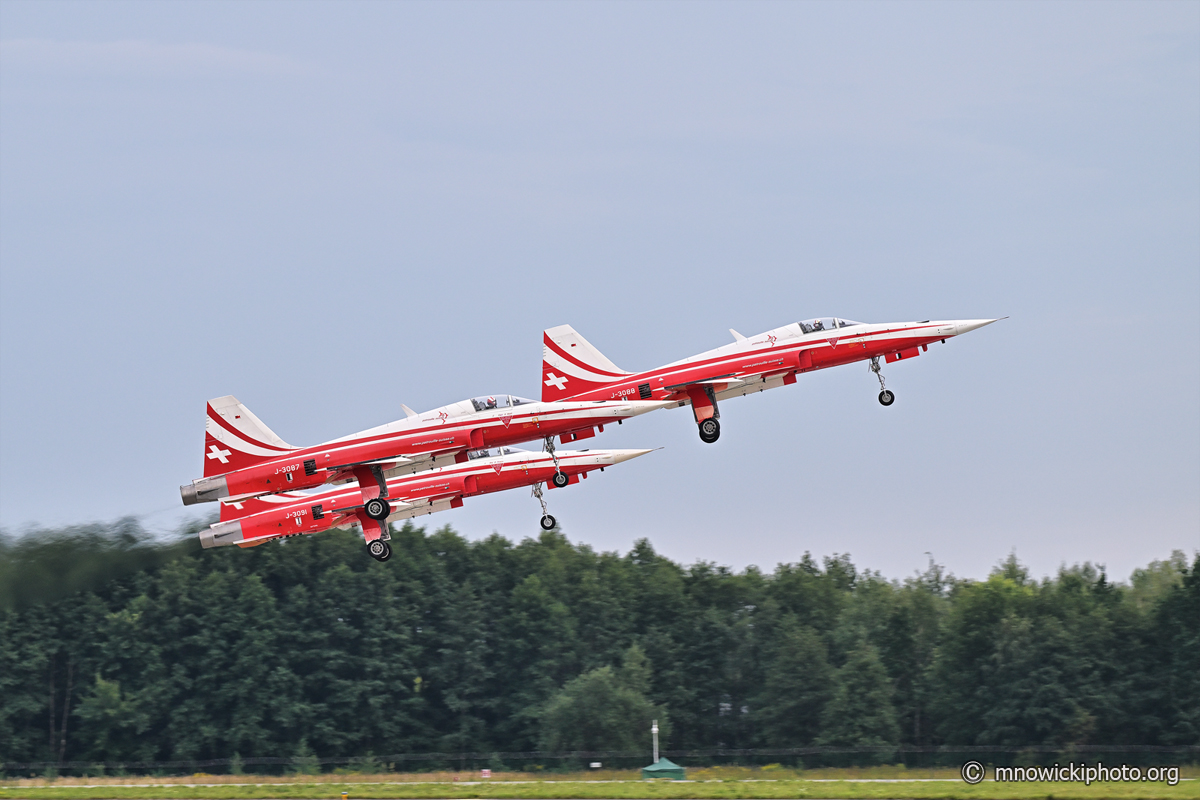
543;436;566;486
532;482;557;530
870;357;895;406
698;417;721;443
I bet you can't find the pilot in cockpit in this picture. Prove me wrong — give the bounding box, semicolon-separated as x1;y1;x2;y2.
810;319;825;331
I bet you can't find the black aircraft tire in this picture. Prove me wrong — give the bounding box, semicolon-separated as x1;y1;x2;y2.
698;417;721;444
364;497;390;521
878;390;895;407
551;471;569;488
367;539;389;560
540;514;557;530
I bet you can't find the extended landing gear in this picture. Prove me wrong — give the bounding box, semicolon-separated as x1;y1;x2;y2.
543;436;567;488
691;385;721;444
532;482;557;530
366;539;392;562
363;497;390;521
870;357;895;407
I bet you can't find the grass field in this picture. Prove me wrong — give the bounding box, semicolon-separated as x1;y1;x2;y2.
2;767;1196;800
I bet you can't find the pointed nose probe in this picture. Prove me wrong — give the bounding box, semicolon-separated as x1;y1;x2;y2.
608;448;657;464
953;319;1001;336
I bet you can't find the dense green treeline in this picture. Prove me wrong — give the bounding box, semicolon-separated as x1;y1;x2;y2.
0;520;1196;768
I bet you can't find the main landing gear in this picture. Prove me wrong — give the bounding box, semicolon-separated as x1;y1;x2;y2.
692;386;721;444
367;539;392;562
363;497;390;521
543;436;567;487
870;357;895;406
532;482;557;530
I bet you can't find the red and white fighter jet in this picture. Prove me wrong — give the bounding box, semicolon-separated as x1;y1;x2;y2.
181;393;668;516
541;318;1000;442
201;445;654;561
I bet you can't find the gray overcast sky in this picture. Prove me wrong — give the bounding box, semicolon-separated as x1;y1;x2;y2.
1;0;1197;581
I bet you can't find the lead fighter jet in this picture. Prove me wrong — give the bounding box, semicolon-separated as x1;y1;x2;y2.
181;393;669;514
540;317;1000;442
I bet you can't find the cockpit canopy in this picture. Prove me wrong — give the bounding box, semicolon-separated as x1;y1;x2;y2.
799;317;865;334
467;446;525;460
469;395;536;412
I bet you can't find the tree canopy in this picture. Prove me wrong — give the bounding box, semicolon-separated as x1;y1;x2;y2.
0;521;1195;769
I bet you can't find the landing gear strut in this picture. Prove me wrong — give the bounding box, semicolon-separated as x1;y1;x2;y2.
366;539;392;561
698;417;721;443
532;482;557;530
870;357;895;406
543;436;566;486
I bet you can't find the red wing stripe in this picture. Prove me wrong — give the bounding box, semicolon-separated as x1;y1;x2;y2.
543;334;629;378
206;405;294;453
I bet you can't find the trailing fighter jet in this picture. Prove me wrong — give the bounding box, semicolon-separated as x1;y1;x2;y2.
540;317;1000;442
181;393;669;512
200;445;654;561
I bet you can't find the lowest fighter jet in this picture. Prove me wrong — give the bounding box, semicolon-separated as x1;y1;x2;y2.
181;393;668;514
201;445;653;560
540;317;999;442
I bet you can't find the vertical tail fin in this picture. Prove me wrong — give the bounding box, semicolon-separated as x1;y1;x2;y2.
541;325;631;401
203;395;297;477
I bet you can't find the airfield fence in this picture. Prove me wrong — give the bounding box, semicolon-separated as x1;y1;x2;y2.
4;745;1198;777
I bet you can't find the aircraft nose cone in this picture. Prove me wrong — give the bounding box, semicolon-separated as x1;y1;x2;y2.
954;319;1001;336
609;448;656;464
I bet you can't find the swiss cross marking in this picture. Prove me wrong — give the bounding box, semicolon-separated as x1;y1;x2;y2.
544;372;568;391
207;444;232;464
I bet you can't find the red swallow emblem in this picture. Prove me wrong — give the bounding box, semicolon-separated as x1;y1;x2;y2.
499;413;513;428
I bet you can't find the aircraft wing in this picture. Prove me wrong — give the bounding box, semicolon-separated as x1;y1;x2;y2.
326;453;422;473
661;352;809;397
661;374;743;392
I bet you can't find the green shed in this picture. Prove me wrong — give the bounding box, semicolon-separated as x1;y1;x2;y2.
641;757;686;780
